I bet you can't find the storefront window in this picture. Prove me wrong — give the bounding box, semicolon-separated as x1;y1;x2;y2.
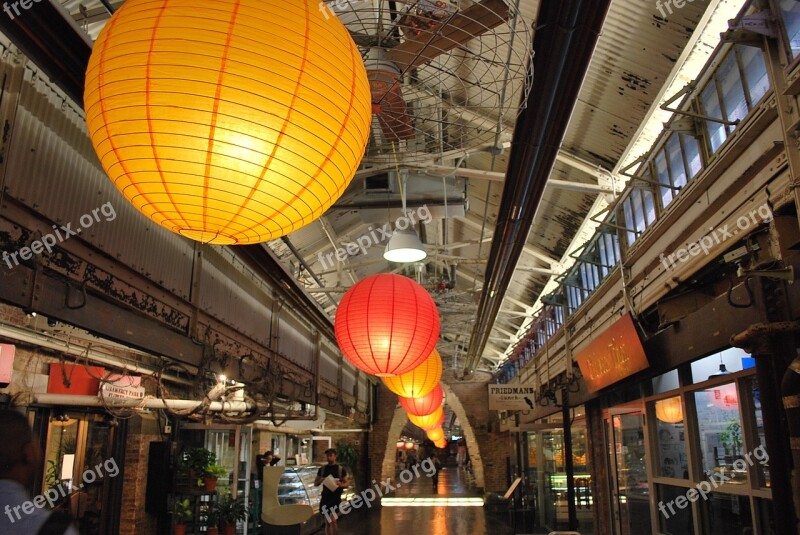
742;376;770;488
699;493;752;534
693;382;748;486
656;484;695;534
651;396;688;479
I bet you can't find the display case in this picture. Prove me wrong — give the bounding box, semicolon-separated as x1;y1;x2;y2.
277;466;323;514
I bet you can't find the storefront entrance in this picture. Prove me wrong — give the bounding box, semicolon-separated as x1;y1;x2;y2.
605;406;652;535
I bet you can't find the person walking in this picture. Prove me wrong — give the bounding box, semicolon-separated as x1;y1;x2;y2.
0;409;79;534
314;448;348;535
431;455;442;492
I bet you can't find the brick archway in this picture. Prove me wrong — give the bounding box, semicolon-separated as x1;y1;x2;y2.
372;383;485;490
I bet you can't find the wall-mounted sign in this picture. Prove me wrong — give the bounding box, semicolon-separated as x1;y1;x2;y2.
0;344;15;385
488;384;537;411
576;313;649;393
100;380;145;400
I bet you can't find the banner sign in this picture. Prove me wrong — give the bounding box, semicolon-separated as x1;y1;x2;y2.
576;313;649;393
488;384;537;411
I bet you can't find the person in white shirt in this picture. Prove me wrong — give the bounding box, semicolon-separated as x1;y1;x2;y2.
0;409;78;535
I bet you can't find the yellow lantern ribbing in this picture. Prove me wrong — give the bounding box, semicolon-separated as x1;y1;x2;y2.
85;0;371;244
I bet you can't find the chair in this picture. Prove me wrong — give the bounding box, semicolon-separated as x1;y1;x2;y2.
261;466;314;528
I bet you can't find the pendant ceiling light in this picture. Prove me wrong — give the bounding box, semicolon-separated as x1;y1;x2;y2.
85;0;371;245
382;349;442;398
654;397;683;424
335;274;440;376
383;172;426;262
408;406;445;431
399;383;444;417
434;439;447;449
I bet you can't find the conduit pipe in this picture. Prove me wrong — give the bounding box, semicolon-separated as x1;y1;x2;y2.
34;394;255;412
464;0;611;374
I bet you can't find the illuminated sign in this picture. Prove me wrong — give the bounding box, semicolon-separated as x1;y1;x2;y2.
576;313;649;393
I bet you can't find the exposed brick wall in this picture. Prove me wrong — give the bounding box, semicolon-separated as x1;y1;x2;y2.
445;381;513;493
368;380;513;494
118;414;159;535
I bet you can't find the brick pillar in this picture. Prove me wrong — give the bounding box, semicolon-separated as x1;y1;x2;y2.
119;414;160;535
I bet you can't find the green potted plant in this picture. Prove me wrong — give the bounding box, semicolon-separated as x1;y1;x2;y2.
172;498;192;535
336;439;359;489
216;492;248;535
180;447;216;487
205;501;219;535
203;464;227;492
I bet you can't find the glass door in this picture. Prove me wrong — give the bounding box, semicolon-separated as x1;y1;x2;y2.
606;409;652;535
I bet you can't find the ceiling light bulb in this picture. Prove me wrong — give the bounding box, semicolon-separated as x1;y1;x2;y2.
384;229;427;263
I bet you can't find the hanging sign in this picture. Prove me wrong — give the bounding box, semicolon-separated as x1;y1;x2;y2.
576;313;649;393
488;384;537;411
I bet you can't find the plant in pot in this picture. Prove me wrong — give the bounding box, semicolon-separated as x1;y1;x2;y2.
172;498;192;535
203;464;227;492
180;447;216;487
205;501;220;535
336;439;359;489
216;492;248;535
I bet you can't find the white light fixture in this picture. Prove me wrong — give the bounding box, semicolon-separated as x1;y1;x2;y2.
383;170;427;263
385;229;427;262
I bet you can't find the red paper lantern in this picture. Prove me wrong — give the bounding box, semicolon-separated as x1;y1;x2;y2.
399;384;444;416
335;274;440;376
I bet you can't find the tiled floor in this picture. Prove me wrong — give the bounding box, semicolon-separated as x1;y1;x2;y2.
335;465;519;535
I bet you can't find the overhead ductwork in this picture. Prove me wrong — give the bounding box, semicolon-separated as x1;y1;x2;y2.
463;0;611;374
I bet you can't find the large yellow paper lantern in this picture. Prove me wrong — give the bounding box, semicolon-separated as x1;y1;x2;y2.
382;349;442;398
85;0;371;244
655;397;683;424
408;406;445;431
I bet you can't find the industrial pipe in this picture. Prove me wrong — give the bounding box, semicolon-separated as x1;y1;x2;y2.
33;393;255;412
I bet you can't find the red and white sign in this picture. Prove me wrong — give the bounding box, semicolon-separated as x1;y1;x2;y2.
0;344;15;384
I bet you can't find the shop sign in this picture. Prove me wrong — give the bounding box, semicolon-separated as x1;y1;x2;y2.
576;313;649;393
0;344;15;384
47;363;105;395
488;384;537;411
100;378;145;399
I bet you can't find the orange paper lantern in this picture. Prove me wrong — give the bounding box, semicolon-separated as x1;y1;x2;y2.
335;274;440;376
427;428;444;442
85;0;371;244
434;439;447;449
382;349;442;398
399;384;444;417
655;397;683;424
408;406;445;431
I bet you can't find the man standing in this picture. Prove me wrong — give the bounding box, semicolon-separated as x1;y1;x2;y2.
314;448;347;535
0;409;79;534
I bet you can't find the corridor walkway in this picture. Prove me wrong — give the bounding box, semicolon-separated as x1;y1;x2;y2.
336;464;518;535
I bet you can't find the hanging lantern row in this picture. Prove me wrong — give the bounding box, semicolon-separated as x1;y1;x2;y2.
399;384;444;417
408;406;445;431
335;274;440;377
85;0;371;245
426;427;444;442
383;349;442;398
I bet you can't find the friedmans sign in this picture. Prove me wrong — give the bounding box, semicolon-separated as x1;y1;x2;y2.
488;384;537;411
